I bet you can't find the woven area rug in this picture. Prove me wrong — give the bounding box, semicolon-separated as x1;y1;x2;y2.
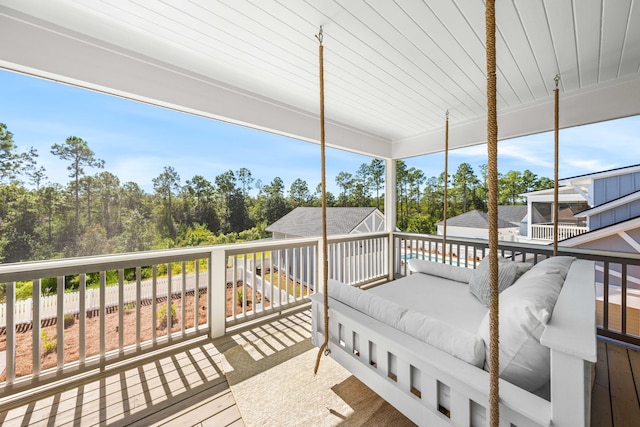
212;309;414;426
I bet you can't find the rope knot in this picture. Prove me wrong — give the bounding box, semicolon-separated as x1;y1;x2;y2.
316;26;323;45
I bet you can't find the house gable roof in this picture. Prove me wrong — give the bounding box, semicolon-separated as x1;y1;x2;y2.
559;215;640;248
437;209;517;230
497;205;528;225
560;164;640;185
266;207;380;237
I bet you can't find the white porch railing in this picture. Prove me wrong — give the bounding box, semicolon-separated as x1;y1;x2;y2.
0;273;208;329
0;232;388;396
4;229;638;399
530;223;589;241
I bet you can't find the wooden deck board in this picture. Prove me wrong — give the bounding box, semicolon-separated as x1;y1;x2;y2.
607;343;640;426
591;383;613;427
627;346;640;404
2;312;640;427
3;346;223;426
595;340;609;388
0;341;243;427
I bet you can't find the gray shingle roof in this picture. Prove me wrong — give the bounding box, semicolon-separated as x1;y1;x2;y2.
438;209;518;229
497;205;528;225
266;207;379;237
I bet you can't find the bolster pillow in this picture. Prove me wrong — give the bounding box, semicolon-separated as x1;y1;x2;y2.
328;280;485;367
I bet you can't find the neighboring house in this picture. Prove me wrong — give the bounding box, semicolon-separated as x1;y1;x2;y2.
266;207;385;239
266;207;386;286
521;164;640;246
520;185;590;242
436;206;527;241
525;164;640;334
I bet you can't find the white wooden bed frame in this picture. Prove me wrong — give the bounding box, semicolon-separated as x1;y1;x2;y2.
310;259;596;427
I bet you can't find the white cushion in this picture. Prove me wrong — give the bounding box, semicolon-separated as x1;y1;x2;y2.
477;261;569;391
328;279;484;366
468;256;517;306
399;310;485;367
328;279;408;328
529;256;575;279
407;259;474;283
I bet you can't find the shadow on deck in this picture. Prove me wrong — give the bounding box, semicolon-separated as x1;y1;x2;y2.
1;307;637;426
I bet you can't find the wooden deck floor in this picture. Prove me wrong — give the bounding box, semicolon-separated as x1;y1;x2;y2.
1;315;639;426
591;339;640;427
0;339;243;427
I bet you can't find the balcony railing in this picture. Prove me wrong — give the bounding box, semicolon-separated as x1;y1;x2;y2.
2;230;639;399
393;232;640;347
530;222;589;241
0;232;388;396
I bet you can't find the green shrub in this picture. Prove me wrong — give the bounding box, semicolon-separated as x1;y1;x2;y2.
42;330;57;355
63;314;75;329
237;289;243;306
158;303;177;328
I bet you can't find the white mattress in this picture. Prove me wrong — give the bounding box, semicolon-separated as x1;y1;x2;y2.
368;273;488;333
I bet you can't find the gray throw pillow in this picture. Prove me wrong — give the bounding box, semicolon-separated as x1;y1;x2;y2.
469;256;517;306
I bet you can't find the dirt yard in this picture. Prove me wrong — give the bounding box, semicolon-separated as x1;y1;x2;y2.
0;285;267;382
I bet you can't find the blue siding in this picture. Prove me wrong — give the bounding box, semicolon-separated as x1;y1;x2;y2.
594;172;640;205
593;203;640;230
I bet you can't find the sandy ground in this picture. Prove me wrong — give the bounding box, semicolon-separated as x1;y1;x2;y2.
0;285;267;382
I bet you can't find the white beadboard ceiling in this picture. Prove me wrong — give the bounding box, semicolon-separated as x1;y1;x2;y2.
0;0;639;160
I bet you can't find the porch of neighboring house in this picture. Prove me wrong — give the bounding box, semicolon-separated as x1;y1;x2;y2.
1;307;639;427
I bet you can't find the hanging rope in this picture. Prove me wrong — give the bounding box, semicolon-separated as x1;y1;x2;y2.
486;1;500;425
314;26;331;375
442;110;449;263
553;75;560;256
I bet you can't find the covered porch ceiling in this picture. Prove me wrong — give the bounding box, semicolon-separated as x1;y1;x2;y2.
1;0;639;160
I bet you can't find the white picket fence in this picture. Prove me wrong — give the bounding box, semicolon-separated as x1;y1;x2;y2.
0;272;209;328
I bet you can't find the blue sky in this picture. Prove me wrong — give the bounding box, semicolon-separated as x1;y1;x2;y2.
2;68;639;196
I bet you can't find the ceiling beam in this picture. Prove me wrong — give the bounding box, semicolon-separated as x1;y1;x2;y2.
392;75;640;159
0;10;391;159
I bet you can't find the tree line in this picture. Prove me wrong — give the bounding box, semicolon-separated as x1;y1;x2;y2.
0;122;553;263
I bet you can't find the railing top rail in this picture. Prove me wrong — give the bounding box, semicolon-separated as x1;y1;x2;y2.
222;232;390;256
0;246;214;282
326;231;390;245
392;231;640;265
222;237;319;256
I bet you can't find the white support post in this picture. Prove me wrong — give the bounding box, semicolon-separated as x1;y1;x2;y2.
32;278;42;376
6;281;16;384
527;198;532;240
181;261;186;336
79;274;86;365
118;269;124;353
57;276;64;369
135;266;141;349
550;350;591;426
385;158;397;280
317;237;325;294
210;248;227;338
100;271;106;361
152;265;157;344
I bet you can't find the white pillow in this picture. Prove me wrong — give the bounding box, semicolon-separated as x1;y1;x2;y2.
468;256;517;306
407;259;474;283
399;310;485;367
327;279;408;328
529;256;575;280
477;264;568;391
514;261;534;280
328;279;484;366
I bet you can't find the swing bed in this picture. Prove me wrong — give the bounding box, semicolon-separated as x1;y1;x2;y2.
310;257;596;426
310;2;597;426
